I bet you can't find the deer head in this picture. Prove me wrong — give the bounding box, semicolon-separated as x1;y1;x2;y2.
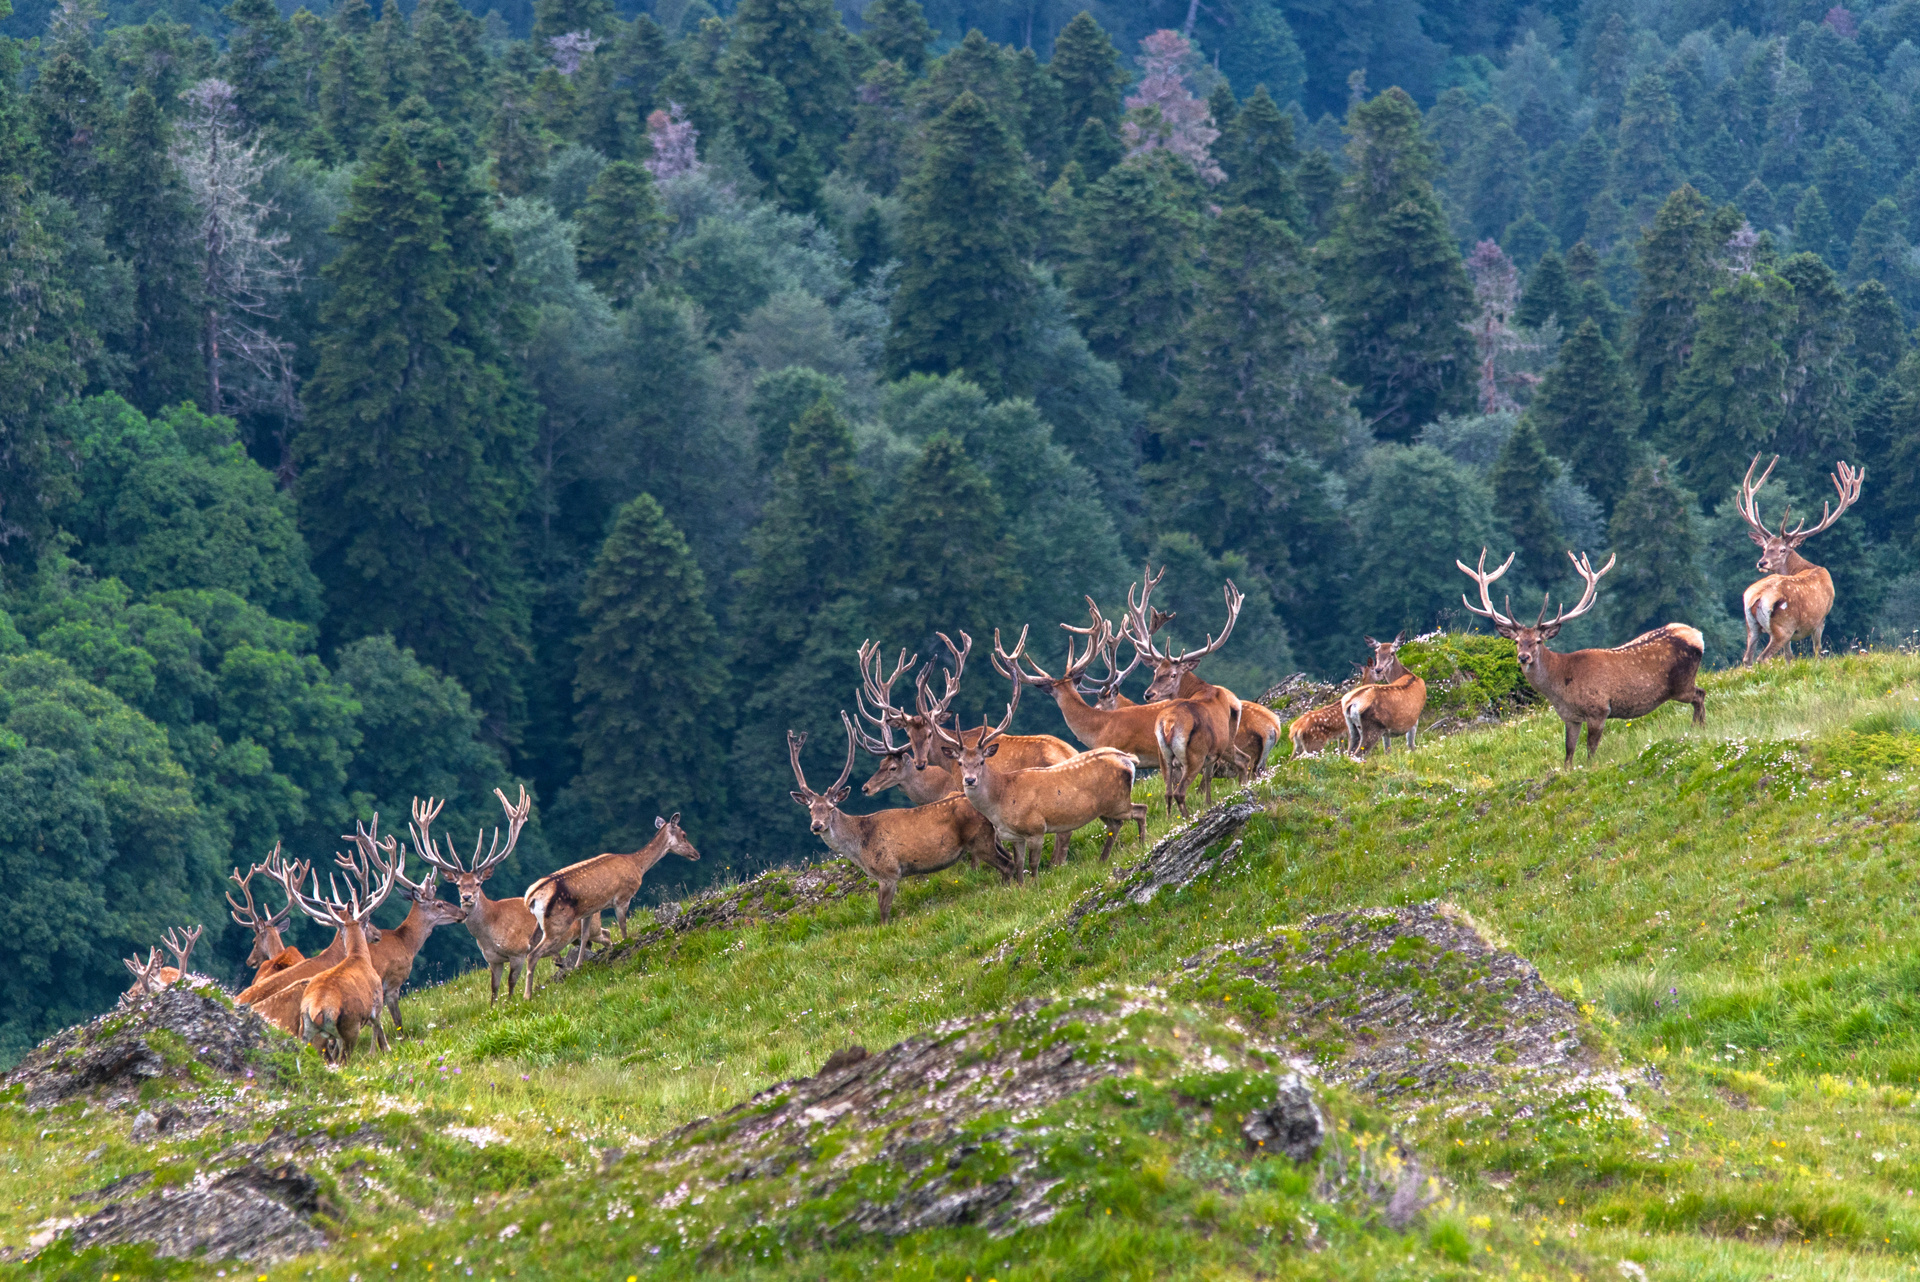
1737;455;1864;575
1361;634;1409;683
788;719;857;835
1457;548;1615;673
653;812;701;861
1122;566;1244;701
410;788;531;916
276;821;401;936
228;855;295;967
1069;597;1147;708
932;668;1020;791
991;619;1103;697
123;947;167;997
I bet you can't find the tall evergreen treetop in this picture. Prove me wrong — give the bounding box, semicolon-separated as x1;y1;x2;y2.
1490;417;1562;587
1629;184;1715;438
1605;459;1711;641
862;0;934;76
576;160;668;303
1050;12;1125;133
1220;86;1304;231
730;0;856;166
1528;318;1638;514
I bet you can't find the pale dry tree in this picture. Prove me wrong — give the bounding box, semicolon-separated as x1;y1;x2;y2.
172;78;300;424
1121;30;1224;185
1464;239;1545;413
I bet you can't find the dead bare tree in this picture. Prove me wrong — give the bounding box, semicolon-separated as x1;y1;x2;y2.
172;79;300;454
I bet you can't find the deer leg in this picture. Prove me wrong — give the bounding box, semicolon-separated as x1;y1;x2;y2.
1585;720;1605;761
877;880;896;924
573;916;593;972
523;954;539;1000
1742;609;1760;664
1813;622;1826;658
1563;719;1578;767
488;962;503;1006
371;1008;389;1053
1688;688;1707;724
1131;803;1148;846
1405;725;1417;751
387;991;403;1032
1097;820;1120;861
1051;832;1069;867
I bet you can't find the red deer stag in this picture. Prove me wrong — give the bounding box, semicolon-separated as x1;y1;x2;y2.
1121;574;1251;810
992;609;1170;771
331;830;469;1034
850;642;957;804
228;856;304;984
525;812;702;971
933;672;1147;870
788;716;1011;920
1081;612;1282;776
271;825;400;1064
121;926;203;998
412;788;563;1003
1736;455;1865;662
1458;549;1706;765
1341;634;1428;756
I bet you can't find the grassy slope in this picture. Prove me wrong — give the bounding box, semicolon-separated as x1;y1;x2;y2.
10;652;1920;1279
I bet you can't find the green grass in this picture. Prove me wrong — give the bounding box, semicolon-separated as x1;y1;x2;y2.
11;650;1920;1279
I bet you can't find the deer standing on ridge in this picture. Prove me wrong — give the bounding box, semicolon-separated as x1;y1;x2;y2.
525;812;702;971
412;788;564;1003
121;926;203;999
788;716;1011;920
1081;610;1281;776
1736;455;1865;662
1121;573;1251;812
935;665;1147;871
228;857;305;985
1458;549;1706;765
270;823;400;1064
1341;634;1427;756
329;833;468;1034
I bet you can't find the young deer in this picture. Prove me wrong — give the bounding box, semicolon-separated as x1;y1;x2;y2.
1736;455;1865;662
412;788;550;1003
789;716;1010;920
1459;548;1706;765
121;926;203;998
332;836;468;1034
1341;634;1428;756
525;813;702;970
271;825;400;1064
228;854;305;984
934;673;1147;870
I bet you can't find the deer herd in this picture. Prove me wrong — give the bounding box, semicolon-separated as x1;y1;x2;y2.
117;453;1866;1065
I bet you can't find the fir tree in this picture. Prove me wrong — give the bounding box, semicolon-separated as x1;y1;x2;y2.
570;493;729;847
1322;87;1474;441
1628;185;1715;438
1605;459;1710;640
27;49;109;204
871;433;1022;658
1515;248;1572;329
861;0;933;76
843;58;912;194
1490;418;1562;585
412;0;485;128
1464;104;1528;240
1219;86;1303;230
0;176;86;561
1849;198;1914;305
1794;186;1835;263
1529;318;1638;513
1144;206;1351;614
294;128;537;741
1554;128;1609;246
1064;151;1200;407
486;89;553;197
1850;280;1906;381
368;0;416;107
1776;251;1854;461
1612;71;1678;203
722;46;822;211
728;0;854;177
885;91;1038;397
1294;147;1338;238
1208;81;1237;138
531;0;613;42
1070;115;1123;184
576;160;667;303
1050;12;1124;136
316;22;381;162
102;88;202;415
1666;263;1795;488
221;0;293;137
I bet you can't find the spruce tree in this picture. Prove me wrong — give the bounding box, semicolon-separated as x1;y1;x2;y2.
576;161;667;303
1605;459;1711;641
1666;264;1794;488
1515;248;1572;329
722;46;822;211
1528;319;1638;513
1490;418;1562;586
1070;115;1123;184
411;0;485;128
885;91;1038;397
1554;128;1609;245
1064;152;1200;407
317;21;382;162
571;493;729;848
102;88;202;415
1628;185;1715;438
531;0;614;42
27;49;109;204
1049;12;1124;137
1850;281;1906;381
861;0;933;76
844;59;912;194
221;0;294;137
294;128;537;742
1220;86;1303;230
485;89;553;197
1776;251;1854;461
871;433;1022;660
1144;206;1351;615
1612;71;1678;203
728;0;854;178
1794;186;1835;263
0;176;85;563
1322;87;1475;441
1294;147;1338;238
368;0;416;107
1849;198;1914;305
1464;104;1528;240
1208;81;1237;138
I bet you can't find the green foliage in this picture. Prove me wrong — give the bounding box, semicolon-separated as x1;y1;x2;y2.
860;0;932;76
0;176;87;562
1666;263;1795;489
575;160;668;302
1605;459;1712;642
1344;444;1497;637
570;494;730;856
885;91;1037;397
1630;186;1716;440
53;395;321;623
1395;630;1528;713
1529;319;1639;515
1490;417;1561;588
1049;12;1124;137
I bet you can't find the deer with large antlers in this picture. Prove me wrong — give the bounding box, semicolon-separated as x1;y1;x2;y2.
935;665;1148;870
1122;573;1254;808
271;821;400;1063
1736;456;1865;662
121;925;204;999
525;813;701;971
228;856;306;984
855;635;1078;866
790;717;1011;918
412;787;565;1003
1081;614;1283;776
992;607;1173;773
330;828;469;1034
1341;634;1427;756
1459;549;1706;765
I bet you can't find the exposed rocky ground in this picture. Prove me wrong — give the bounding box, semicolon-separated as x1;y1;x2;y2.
1180;901;1593;1098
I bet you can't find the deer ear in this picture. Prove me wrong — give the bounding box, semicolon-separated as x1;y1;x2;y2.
940;745;958;758
655;815;667;830
1748;527;1768;546
669;812;680;826
830;786;851;803
1496;623;1522;640
985;743;1000;757
1537;620;1564;639
791;790;810;805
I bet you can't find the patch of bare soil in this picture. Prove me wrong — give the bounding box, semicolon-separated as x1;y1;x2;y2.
1181;902;1593;1099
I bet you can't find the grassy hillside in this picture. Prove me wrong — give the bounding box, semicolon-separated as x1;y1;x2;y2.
9;650;1920;1279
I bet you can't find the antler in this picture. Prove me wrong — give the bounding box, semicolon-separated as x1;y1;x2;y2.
1127;569;1243;666
227;857;284;930
161;924;202;976
915;630;971;725
1456;548;1521;630
991;622;1101;687
1780;459;1865;542
1736;453;1780;541
468;786;532;878
980;669;1020;749
1545;551;1616;629
407;796;466;875
790;719;857;801
336;814;403;901
854;641;913;752
786;729;814;794
124;947;164;990
1076;612;1144;704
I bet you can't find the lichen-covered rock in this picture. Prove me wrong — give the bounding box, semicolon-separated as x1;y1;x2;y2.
1241;1073;1326;1162
1181;901;1590;1098
1066;799;1259;922
4;986;283;1108
60;1161;335;1263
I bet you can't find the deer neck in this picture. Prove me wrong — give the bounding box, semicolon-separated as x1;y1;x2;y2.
623;828;672;879
385;901;431;955
255;925;286;961
341;922;372;962
819;810;874;865
1049;682;1113;742
1781;548;1818;576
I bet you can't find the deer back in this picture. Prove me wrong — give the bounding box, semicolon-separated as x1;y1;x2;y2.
1548;625;1705;720
236;929;352;1005
970;746;1138;837
1342;672;1426;734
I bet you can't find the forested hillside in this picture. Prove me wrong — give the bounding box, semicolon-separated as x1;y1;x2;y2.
4;0;1920;1057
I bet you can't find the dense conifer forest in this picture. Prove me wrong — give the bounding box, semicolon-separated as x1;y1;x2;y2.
4;0;1920;1055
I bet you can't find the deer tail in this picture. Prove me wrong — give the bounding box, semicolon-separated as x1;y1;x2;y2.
525;879;554;951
